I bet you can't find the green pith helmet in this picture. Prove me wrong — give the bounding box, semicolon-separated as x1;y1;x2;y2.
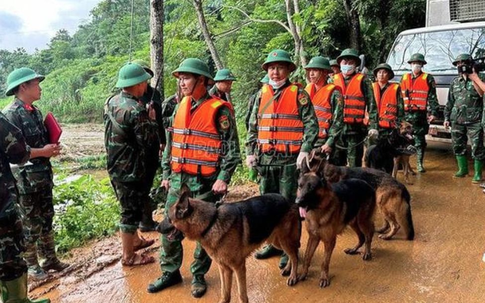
5;68;45;96
262;49;296;72
132;59;154;77
172;58;214;82
336;48;361;66
452;53;472;66
373;63;395;80
407;53;427;65
214;69;237;82
115;63;152;88
260;74;269;83
329;59;339;67
304;56;332;72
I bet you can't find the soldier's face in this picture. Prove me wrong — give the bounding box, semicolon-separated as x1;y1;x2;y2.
216;81;233;93
21;79;42;102
267;63;290;82
178;73;199;96
376;69;390;83
307;68;326;84
331;66;340;74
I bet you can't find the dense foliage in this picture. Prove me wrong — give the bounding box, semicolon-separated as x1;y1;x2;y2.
0;0;425;123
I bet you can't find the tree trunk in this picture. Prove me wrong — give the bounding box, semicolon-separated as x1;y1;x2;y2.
285;0;307;67
193;0;223;70
342;0;361;51
150;0;164;99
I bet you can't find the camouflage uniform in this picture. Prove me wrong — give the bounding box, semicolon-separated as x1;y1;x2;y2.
3;99;61;271
138;85;165;228
246;80;319;202
208;85;229;102
445;74;485;158
159;92;240;277
104;91;159;232
161;94;179;130
0;112;31;281
332;74;377;167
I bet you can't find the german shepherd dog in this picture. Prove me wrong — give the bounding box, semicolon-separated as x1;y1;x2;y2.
296;161;376;288
365;121;416;184
168;184;301;303
316;153;415;240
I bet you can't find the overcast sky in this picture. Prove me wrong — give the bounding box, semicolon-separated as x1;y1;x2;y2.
0;0;102;53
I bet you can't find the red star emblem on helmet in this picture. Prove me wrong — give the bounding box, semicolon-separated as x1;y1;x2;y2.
272;52;278;57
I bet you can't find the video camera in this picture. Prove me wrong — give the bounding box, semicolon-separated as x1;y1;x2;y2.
458;57;485;74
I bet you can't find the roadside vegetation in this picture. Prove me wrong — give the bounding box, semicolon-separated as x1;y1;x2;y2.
0;0;425;254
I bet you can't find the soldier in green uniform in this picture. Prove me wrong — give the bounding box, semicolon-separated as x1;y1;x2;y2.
0;112;50;303
444;54;485;183
131;59;166;232
104;63;159;266
329;59;341;77
372;63;405;139
246;49;319;268
332;48;378;167
400;53;439;172
303;56;344;158
3;68;69;280
148;58;240;298
209;68;237;102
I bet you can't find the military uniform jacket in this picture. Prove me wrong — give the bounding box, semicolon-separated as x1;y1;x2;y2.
401;72;439;123
3;98;52;194
209;85;229;102
445;74;485;125
0;112;31;218
104;91;159;183
161;93;241;183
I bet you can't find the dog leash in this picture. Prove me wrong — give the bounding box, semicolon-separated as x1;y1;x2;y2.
335;135;370;150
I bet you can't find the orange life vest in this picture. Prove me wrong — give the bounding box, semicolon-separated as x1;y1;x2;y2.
171;96;231;176
257;84;303;153
373;82;399;129
400;73;429;112
333;73;366;124
305;83;337;139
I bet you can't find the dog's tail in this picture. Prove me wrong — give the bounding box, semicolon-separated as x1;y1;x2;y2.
401;186;415;240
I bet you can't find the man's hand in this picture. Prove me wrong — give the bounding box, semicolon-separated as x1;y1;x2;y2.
148;102;157;121
368;129;379;139
296;151;309;169
161;179;170;190
212;179;228;194
245;155;257;168
321;143;332;154
428;115;436;123
443;120;450;129
45;144;61;158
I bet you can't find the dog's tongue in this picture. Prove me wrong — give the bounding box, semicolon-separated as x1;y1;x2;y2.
299;207;307;218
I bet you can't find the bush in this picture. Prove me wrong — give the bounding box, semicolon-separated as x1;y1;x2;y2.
52;175;119;253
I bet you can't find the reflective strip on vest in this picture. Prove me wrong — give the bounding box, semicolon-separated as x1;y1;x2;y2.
305;83;337;139
258;84;303;153
334;73;366;124
373;82;399;129
171;96;231;176
400;73;429;112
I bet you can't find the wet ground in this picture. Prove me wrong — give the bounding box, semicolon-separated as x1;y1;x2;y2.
30;140;485;303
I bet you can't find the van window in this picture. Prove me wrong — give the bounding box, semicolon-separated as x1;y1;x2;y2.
388;27;485;74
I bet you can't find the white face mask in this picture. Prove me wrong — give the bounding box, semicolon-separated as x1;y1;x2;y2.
411;63;422;73
340;64;355;76
268;79;286;90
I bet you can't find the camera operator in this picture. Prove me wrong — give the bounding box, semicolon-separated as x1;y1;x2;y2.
444;54;485;183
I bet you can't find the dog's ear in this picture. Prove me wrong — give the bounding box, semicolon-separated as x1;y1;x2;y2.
175;185;193;219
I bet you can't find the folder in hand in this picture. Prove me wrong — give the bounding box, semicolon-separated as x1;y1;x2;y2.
44;112;62;144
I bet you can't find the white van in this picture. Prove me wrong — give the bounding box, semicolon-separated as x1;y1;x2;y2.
386;22;485;142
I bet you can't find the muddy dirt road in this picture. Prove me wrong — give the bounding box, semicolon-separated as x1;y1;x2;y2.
32;128;485;302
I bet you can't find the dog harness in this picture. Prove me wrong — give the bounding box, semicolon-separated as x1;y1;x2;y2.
305;83;338;139
400;73;429;112
257;84;303;153
171;96;231;176
333;73;366;124
373;82;399;129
